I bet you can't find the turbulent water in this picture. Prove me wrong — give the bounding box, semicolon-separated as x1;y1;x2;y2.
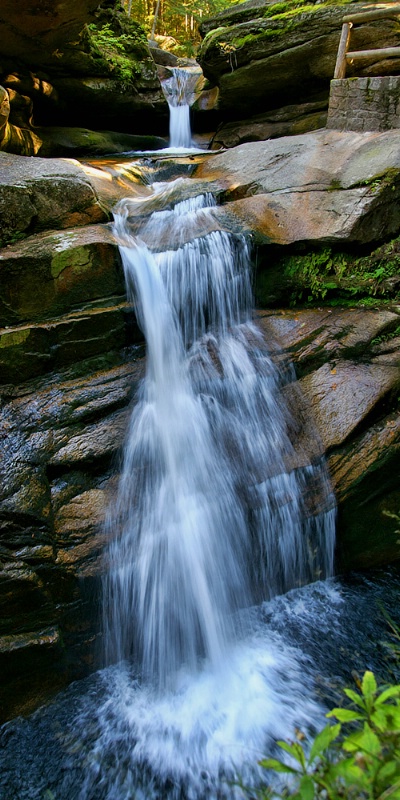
2;572;400;800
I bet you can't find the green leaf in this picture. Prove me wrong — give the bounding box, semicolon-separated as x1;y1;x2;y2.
375;686;400;705
331;756;369;785
343;689;367;709
371;707;390;731
259;758;299;775
378;761;398;782
276;740;306;767
343;723;381;756
362;671;377;698
309;723;341;762
327;708;364;723
299;775;314;800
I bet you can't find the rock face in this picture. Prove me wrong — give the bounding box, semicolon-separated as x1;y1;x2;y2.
196;128;400;248
197;0;400;144
0;151;145;721
0;1;169;148
258;309;400;571
1;132;399;722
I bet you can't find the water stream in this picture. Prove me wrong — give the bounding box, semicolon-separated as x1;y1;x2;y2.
160;67;202;149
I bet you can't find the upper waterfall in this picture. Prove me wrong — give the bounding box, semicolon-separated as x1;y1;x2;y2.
160;66;202;149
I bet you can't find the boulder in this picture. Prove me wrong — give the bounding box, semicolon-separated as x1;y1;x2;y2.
210;101;327;149
0;152;107;244
195;128;400;247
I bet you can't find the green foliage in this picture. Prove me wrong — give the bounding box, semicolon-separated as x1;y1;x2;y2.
123;0;246;55
85;22;145;81
280;239;400;306
254;671;400;800
283;248;347;303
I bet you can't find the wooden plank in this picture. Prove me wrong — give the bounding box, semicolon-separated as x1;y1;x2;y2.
346;46;400;61
343;6;400;24
334;22;353;78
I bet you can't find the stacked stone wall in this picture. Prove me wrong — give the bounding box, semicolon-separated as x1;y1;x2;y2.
327;76;400;131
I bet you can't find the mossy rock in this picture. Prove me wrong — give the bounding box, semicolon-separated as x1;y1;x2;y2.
198;1;400;119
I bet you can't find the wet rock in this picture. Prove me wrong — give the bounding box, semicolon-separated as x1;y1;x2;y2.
0;224;123;326
329;413;400;569
0;153;106;244
300;359;398;451
259;307;400;570
195;128;400;247
0;355;145;722
258;308;400;375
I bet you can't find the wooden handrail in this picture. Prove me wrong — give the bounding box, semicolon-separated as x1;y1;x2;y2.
342;6;400;23
333;4;400;79
346;46;400;61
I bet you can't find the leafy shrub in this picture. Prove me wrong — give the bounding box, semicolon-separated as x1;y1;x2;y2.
252;671;400;799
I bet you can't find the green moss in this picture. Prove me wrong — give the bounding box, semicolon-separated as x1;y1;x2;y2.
51;247;91;279
277;239;400;305
0;329;30;349
0;231;27;248
231;26;291;48
355;167;400;192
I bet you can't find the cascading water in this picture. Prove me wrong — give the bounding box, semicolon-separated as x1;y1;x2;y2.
160;67;201;148
95;180;336;797
104;191;336;689
3;79;400;800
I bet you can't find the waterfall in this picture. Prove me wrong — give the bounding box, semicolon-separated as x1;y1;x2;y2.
103;189;336;693
160;67;201;148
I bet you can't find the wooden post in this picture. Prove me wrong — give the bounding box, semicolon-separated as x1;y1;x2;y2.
333;22;353;79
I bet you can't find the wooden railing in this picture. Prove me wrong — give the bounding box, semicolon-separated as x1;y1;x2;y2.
334;4;400;79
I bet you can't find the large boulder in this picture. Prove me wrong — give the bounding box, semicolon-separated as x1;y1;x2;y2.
197;1;400;134
195;128;400;248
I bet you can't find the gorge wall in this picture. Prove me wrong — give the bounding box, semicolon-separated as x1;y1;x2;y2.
0;0;169;157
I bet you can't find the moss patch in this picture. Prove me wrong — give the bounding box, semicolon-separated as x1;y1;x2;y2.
273;238;400;306
50;247;91;279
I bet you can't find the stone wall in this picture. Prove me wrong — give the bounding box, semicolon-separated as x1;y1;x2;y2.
327;76;400;132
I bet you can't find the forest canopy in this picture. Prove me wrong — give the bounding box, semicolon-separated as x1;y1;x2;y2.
122;0;245;55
